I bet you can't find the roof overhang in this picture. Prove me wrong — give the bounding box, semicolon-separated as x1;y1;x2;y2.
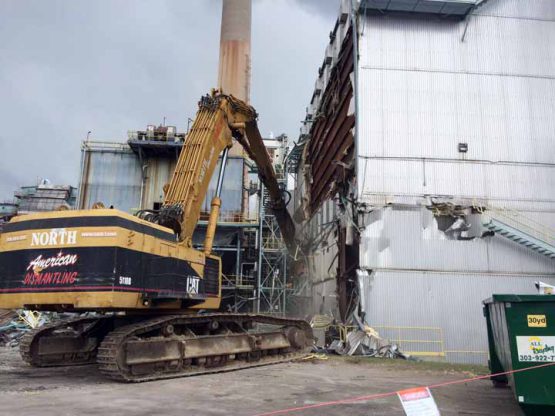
360;0;486;19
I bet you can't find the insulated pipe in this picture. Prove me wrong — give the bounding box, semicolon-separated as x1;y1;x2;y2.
204;147;230;255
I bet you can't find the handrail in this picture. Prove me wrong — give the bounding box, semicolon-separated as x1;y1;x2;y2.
474;200;555;246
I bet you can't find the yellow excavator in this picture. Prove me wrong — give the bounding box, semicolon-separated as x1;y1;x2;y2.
0;91;312;382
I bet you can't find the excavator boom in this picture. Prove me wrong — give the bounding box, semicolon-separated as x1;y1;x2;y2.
149;90;297;253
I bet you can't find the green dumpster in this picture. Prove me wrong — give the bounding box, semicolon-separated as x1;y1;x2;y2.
483;294;555;416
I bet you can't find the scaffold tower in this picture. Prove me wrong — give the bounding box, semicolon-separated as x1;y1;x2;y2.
256;185;288;315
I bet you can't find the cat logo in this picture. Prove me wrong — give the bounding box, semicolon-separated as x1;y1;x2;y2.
527;315;547;327
186;276;200;295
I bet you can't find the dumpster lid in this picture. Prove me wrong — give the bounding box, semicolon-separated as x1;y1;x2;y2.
483;294;555;304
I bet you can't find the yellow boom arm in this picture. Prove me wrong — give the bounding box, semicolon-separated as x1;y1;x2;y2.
156;90;297;253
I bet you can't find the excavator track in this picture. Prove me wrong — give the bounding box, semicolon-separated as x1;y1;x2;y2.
97;313;313;382
20;315;113;367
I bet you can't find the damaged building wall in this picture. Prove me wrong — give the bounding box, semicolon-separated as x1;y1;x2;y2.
292;0;358;321
359;207;555;364
305;24;355;214
295;0;555;364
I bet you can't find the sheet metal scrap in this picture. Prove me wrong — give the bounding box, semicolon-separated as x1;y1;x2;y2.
335;329;407;358
0;310;49;347
0;310;27;347
311;319;408;359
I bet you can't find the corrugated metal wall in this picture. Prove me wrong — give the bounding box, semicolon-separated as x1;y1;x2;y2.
357;0;555;207
141;158;176;211
361;270;555;364
201;157;244;219
354;0;555;364
78;142;244;217
78;142;142;212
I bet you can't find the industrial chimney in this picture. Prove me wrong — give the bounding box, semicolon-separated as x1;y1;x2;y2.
218;0;251;103
218;0;251;213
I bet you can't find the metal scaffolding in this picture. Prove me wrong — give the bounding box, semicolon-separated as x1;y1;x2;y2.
208;135;291;316
256;184;288;315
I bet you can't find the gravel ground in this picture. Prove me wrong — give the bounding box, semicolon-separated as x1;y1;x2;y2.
0;347;522;416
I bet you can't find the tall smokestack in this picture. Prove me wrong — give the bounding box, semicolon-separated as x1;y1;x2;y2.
218;0;251;103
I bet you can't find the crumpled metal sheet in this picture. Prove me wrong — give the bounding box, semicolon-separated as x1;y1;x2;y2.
316;327;408;359
345;330;407;358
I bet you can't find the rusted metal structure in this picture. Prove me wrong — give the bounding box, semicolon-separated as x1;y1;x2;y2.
299;23;358;321
305;25;354;215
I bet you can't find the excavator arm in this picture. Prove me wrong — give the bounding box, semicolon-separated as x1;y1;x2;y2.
153;90;297;254
238;121;297;253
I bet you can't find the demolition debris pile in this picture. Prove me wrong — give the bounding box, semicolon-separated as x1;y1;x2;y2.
310;315;409;359
0;310;28;347
0;310;48;347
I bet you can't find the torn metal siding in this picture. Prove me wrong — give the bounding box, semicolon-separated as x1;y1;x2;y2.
290;1;359;321
359;207;555;274
305;24;355;215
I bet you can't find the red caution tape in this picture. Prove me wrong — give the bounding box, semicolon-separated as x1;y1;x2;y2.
252;361;555;416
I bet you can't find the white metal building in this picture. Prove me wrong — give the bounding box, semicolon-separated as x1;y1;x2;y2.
290;0;555;364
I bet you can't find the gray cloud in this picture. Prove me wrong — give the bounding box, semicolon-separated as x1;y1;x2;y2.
292;0;341;18
0;0;337;201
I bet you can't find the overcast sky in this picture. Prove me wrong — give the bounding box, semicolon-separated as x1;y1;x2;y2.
0;0;339;201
